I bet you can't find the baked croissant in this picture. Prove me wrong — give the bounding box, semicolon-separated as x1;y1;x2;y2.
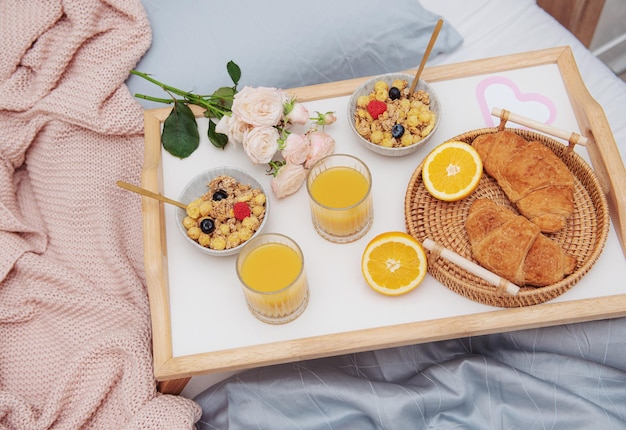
472;130;574;233
465;199;577;287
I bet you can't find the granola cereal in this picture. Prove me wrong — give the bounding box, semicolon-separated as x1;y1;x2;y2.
353;78;436;149
182;175;267;251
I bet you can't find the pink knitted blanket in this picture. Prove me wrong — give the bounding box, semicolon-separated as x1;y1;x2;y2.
0;1;200;428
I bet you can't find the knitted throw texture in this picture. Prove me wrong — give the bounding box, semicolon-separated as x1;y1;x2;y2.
0;1;201;428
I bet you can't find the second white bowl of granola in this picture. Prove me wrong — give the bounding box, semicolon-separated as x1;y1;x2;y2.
176;167;270;257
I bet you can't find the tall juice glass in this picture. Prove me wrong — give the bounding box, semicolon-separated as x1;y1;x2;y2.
306;154;373;243
236;233;309;324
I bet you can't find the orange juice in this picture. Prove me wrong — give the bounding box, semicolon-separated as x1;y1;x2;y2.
308;164;373;241
309;166;369;208
240;242;301;292
237;235;309;324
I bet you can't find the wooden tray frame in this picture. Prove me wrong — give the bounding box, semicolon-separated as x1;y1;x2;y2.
141;47;626;394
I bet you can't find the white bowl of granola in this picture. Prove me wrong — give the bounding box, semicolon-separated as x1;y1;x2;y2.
347;72;441;157
176;167;270;257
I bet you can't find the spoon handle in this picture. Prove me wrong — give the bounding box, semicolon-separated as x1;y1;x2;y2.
410;19;444;94
116;180;187;210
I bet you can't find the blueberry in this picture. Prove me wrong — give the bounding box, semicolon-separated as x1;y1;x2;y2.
199;218;215;234
212;190;228;201
389;87;401;100
392;124;405;138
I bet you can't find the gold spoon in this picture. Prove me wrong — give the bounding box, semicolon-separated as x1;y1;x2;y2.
116;180;187;210
409;18;444;94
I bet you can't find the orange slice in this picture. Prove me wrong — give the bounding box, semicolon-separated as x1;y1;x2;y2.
422;140;483;201
361;231;427;296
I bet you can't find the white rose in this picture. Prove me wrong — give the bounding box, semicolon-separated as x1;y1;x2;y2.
215;115;249;145
232;86;286;127
271;163;307;198
242;126;280;164
215;115;230;135
281;133;310;165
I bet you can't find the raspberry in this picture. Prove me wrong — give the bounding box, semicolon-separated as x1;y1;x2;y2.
233;202;251;221
367;100;387;119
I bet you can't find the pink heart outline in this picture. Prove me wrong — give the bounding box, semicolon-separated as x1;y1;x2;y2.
475;76;557;127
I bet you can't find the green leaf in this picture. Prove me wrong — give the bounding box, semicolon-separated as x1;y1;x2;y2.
162;100;199;158
211;86;236;113
227;61;241;85
208;120;229;149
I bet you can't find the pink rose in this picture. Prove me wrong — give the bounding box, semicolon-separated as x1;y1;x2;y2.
305;131;335;169
215;114;249;145
242;126;280;164
232;86;286;127
281;133;310;165
310;110;337;126
271;163;307;198
322;112;337;125
285;102;309;125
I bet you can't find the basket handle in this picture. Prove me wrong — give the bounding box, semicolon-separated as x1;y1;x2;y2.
423;238;520;296
491;107;588;147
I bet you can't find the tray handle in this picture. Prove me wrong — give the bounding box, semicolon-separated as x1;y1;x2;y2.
491;107;588;148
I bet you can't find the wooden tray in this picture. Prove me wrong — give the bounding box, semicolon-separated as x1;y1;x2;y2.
141;47;626;394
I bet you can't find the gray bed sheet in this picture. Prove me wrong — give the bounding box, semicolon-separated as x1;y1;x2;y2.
195;317;626;429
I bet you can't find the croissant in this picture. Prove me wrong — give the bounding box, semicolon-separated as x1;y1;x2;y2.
472;130;574;233
465;199;577;287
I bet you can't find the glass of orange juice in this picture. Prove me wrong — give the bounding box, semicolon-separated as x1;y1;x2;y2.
236;233;309;324
306;154;373;243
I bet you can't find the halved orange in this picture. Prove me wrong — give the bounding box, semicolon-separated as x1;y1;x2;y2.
422;140;483;201
361;231;427;296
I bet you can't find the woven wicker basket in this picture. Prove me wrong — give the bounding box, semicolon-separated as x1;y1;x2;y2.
404;126;610;307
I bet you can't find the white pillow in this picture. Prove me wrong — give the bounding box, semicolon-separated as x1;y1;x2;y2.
127;0;463;109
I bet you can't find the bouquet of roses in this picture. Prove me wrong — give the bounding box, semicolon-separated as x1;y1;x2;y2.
217;86;336;198
130;62;336;198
